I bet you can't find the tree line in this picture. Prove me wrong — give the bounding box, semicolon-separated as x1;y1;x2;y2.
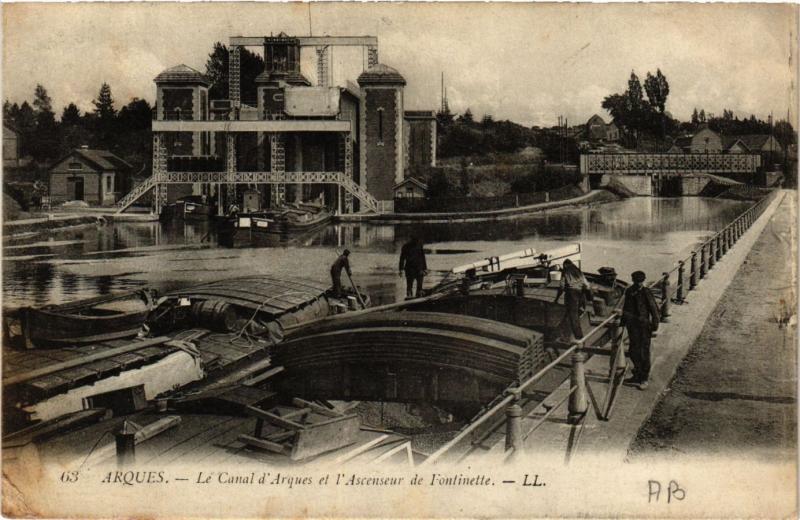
4;83;153;179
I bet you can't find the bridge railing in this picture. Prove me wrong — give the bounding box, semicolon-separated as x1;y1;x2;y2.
421;189;779;466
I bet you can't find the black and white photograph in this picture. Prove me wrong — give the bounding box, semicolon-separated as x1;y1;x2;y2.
1;2;797;517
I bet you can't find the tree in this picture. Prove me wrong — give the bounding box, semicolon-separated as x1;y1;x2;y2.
481;114;494;126
458;157;470;195
33;84;53;115
644;69;670;138
14;102;36;156
93;82;116;120
61;103;82;125
698;109;706;123
459;108;474;124
205;42;265;102
691;108;699;125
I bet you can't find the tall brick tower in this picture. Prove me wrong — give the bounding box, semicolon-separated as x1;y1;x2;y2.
358;64;406;206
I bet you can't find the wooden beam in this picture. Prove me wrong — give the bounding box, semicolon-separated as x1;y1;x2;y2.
242;366;285;387
238;434;290;454
244;405;304;430
290;398;340;418
3;337;172;387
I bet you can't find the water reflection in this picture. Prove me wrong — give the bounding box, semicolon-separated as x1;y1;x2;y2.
2;197;752;309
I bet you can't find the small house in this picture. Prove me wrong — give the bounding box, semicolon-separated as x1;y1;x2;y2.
49;147;132;206
737;134;783;156
3;124;19;168
393;177;428;199
669;127;722;153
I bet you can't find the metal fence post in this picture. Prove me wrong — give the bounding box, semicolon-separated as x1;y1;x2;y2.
676;261;685;302
689;252;698;290
721;228;729;256
505;391;523;453
700;245;707;279
568;349;588;424
715;234;722;261
708;239;716;269
660;273;671;321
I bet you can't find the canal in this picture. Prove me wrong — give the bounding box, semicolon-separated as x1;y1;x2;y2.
3;197;753;309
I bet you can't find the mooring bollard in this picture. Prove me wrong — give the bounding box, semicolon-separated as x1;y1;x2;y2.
660;273;671;321
115;421;136;467
689;252;698;290
505;394;523;453
700;246;707;279
568;350;588;425
676;261;685;302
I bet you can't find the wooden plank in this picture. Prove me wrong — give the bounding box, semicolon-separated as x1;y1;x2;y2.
292;415;361;461
290;398;341;418
330;434;389;465
3;408;109;448
242;366;284;386
238;434;290;455
244;406;303;430
4;336;171;387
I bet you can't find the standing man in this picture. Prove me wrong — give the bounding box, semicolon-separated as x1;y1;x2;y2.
330;249;352;298
399;237;428;299
621;270;661;390
554;259;593;339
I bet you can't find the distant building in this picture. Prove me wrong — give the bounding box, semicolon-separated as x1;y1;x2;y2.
49;147;132;206
722;136;749;154
3;124;19;168
403;110;437;177
585;114;619;142
393;176;428;199
736;134;783;156
668;126;722;153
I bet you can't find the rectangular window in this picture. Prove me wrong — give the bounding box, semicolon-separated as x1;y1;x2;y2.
378;108;384;144
106;176;113;192
68;162;82;170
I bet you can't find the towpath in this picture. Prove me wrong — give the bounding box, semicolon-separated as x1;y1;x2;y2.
630;190;796;459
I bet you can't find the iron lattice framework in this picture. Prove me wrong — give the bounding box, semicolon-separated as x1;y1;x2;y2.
270;133;286;206
229;46;241;108
581;153;762;175
341;133;354;213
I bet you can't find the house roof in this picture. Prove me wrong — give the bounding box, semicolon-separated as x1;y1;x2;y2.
357;64;406;86
587;114;606;126
154;64;211;86
722;136;751;152
736;134;779;151
51;148;133;172
672;136;693;148
394;177;428;190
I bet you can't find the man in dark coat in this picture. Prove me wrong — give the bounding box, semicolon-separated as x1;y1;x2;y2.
399;237;428;298
621;270;661;390
330;249;352;298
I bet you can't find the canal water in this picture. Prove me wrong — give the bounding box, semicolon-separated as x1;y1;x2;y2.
2;197;752;309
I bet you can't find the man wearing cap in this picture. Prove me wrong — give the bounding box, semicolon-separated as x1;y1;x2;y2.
399;237;428;299
330;249;352;298
621;270;661;390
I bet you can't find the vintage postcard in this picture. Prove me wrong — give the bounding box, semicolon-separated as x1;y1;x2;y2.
1;2;797;518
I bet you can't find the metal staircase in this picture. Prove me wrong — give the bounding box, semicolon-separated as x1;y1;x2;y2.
338;174;378;213
116;176;155;213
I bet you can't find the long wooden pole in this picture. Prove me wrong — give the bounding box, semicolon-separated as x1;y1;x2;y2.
344;270;367;309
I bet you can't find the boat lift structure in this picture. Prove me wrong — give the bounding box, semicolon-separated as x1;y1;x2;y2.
116;35;383;216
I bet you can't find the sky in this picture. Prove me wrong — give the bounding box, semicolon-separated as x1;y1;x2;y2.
3;2;797;128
